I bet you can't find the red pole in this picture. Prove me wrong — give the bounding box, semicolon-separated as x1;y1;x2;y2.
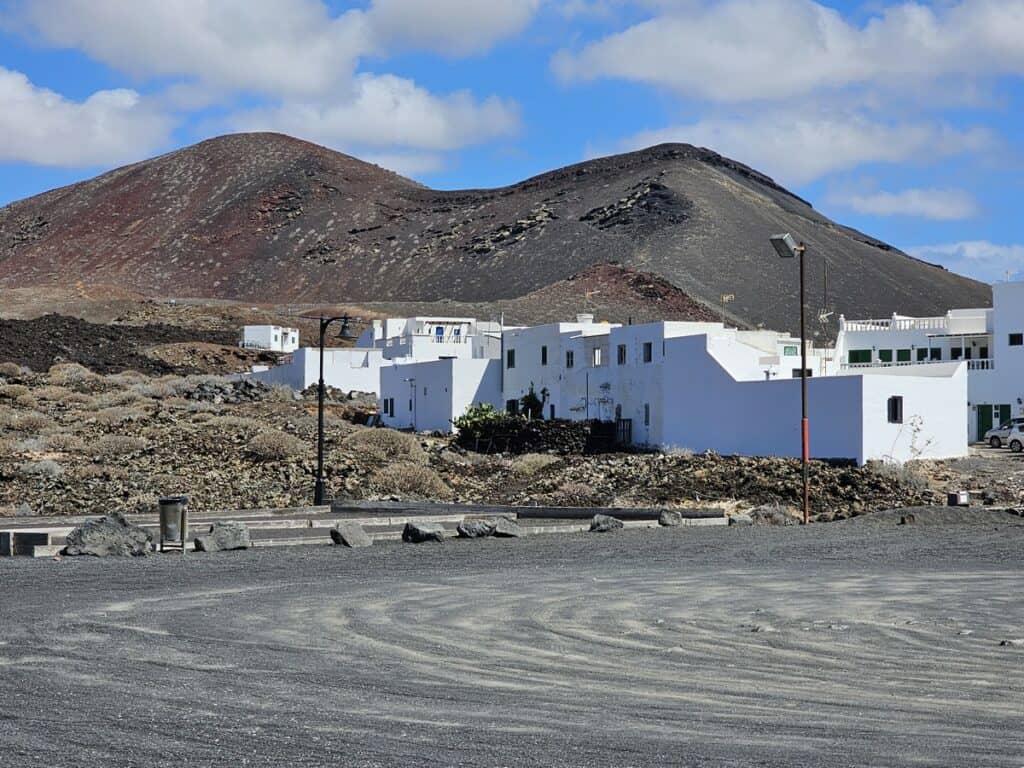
799;244;809;524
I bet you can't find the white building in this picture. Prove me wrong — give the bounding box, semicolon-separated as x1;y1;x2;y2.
239;325;299;353
246;316;501;394
379;358;502;432
834;281;1024;440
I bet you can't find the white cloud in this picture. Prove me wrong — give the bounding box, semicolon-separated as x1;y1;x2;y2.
360;151;446;178
230;73;520;152
829;188;979;220
367;0;542;55
608;113;991;185
553;0;1024;103
907;242;1024;283
0;66;172;167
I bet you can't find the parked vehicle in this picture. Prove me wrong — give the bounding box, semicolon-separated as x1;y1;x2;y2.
985;417;1024;447
1009;426;1024;453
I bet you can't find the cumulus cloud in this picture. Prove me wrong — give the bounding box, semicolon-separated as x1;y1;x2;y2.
0;67;172;167
553;0;1024;103
367;0;542;55
608;113;991;185
230;74;520;152
828;188;979;220
907;242;1024;283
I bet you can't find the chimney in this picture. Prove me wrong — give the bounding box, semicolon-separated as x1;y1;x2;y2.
576;313;594;324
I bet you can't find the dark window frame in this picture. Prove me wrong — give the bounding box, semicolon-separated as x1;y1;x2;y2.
887;395;904;424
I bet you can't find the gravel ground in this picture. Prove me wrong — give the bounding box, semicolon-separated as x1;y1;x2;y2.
1;508;1023;767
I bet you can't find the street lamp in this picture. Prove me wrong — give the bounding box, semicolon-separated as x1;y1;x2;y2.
770;233;810;525
312;313;358;506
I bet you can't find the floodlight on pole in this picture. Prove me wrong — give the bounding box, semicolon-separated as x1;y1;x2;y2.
770;233;810;525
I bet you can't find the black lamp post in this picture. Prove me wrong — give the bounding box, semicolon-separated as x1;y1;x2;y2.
313;313;357;506
770;233;810;525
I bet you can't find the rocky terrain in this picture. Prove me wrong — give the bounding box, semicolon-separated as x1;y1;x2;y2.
0;133;991;337
2;363;1020;519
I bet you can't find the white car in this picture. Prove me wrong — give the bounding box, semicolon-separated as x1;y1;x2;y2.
1009;426;1024;453
985;417;1024;448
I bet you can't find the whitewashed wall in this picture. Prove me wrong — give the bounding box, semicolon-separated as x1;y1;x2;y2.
380;358;501;432
248;347;384;392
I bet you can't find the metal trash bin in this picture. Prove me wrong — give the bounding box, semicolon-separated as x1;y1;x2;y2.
159;495;189;553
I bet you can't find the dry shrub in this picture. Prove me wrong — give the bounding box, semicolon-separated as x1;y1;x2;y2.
19;459;63;478
0;362;25;378
45;433;86;452
94;435;147;456
61;392;98;408
342;428;424;462
0;436;12;455
105;370;147;387
93;407;147;426
663;445;695;457
78;464;127;481
33;385;72;401
130;381;175;399
14;437;45;453
0;384;30;399
47;363;97;389
0;406;16;430
266;383;297;402
546;481;608;508
512;453;560;476
867;460;929;491
14;393;38;409
371;462;451;500
248;430;306;461
96;389;146;407
14;412;51;432
209;415;262;432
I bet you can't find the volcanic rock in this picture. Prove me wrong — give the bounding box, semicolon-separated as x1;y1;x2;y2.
590;514;623;533
491;517;522;538
194;521;251;552
402;521;446;543
456;519;495;539
658;509;682;527
330;521;372;548
63;512;152;557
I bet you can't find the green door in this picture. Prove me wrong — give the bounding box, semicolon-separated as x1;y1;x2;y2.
977;405;993;441
998;404;1012;427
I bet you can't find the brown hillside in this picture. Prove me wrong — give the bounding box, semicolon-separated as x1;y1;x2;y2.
0;132;991;335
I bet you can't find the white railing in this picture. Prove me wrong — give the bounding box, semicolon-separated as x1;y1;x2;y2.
841;358;994;371
968;359;995;371
841;316;949;332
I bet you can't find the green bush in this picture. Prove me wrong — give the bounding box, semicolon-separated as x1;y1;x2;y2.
452;403;524;441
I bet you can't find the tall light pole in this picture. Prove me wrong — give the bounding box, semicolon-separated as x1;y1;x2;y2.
770;233;810;524
312;313;357;506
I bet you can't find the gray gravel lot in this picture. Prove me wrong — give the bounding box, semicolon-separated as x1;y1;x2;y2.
1;508;1023;767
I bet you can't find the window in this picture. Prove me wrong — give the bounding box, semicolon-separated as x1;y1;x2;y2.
643;342;653;363
549;404;555;420
1010;333;1024;347
783;345;798;356
792;368;813;378
592;348;602;366
916;348;928;361
506;399;519;415
887;396;904;424
897;349;911;362
929;348;942;361
408;399;413;412
980;346;989;359
848;349;871;364
878;349;893;363
951;348;963;360
506;349;516;369
617;344;627;365
541;345;548;366
565;350;574;368
643;403;650;426
615;404;622;420
423;386;427;396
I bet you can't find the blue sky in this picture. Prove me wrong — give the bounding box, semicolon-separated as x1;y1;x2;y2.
1;0;1021;283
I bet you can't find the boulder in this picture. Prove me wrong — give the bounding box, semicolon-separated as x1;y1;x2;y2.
194;521;251;552
590;514;623;533
899;513;916;525
456;519;495;539
492;517;522;538
747;505;796;526
728;513;753;527
658;509;682;527
330;521;372;548
63;512;152;557
402;521;446;543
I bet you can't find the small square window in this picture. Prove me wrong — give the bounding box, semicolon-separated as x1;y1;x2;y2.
916;348;928;361
897;349;911;362
783;345;798;356
887;395;903;424
643;342;653;363
929;348;942;361
1010;333;1024;347
878;349;893;363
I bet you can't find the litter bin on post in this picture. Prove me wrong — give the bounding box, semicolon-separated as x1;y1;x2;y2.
159;495;189;553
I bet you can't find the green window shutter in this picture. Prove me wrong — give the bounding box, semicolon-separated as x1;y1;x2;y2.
917;348;928;361
897;349;911;362
848;349;871;364
878;349;893;363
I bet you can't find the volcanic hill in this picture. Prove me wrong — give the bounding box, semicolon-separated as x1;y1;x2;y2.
0;132;991;334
